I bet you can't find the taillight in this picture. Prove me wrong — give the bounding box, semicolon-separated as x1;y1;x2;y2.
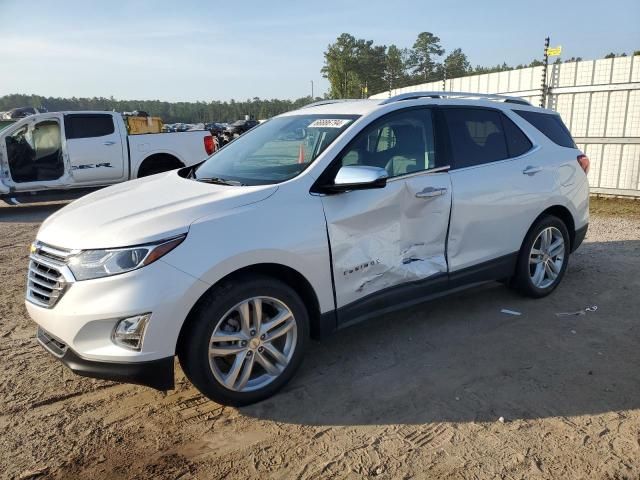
204;135;215;155
577;154;590;174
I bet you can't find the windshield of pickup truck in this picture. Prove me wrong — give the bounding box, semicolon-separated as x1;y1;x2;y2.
193;114;358;185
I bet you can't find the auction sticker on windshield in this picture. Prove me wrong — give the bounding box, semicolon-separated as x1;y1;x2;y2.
308;119;353;128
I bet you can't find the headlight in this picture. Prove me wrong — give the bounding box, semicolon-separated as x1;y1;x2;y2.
68;234;185;281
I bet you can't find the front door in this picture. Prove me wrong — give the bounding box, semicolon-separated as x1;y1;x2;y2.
320;107;452;314
3;115;66;190
64;113;126;184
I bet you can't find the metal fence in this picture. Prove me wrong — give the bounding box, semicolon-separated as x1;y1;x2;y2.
370;55;640;197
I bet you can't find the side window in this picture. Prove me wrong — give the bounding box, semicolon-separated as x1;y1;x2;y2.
513;110;576;148
444;108;508;168
501;114;533;157
338;109;436;177
64;114;115;139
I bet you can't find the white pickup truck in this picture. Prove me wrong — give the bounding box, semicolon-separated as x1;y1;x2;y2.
0;111;214;204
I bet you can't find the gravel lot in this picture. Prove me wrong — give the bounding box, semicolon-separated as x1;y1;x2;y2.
1;198;639;480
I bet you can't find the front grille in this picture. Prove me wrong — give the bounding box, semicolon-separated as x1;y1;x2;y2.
37;327;68;357
26;242;74;308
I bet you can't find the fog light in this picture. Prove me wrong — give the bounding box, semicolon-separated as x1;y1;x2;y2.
112;313;150;351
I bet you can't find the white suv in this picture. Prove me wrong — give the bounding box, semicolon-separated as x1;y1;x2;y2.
27;92;590;405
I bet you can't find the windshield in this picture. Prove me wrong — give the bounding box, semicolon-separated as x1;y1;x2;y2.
194;114;358;185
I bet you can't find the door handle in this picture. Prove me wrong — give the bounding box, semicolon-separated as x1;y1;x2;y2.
522;165;542;176
415;186;448;198
103;141;116;146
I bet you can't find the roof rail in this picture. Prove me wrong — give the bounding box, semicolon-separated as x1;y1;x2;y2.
378;91;531;106
301;99;346;109
301;99;365;109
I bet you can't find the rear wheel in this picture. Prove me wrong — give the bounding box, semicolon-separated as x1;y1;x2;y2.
137;154;183;177
178;275;308;406
513;215;570;298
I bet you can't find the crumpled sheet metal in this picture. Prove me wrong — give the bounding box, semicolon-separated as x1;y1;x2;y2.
326;181;449;307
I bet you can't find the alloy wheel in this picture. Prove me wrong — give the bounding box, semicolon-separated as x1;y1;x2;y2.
529;226;565;289
208;296;297;392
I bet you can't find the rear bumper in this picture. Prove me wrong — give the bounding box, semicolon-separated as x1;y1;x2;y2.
38;327;174;390
572;223;588;252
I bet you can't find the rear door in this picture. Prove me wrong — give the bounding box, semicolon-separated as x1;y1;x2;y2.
64;113;126;184
442;107;555;275
320;108;452;316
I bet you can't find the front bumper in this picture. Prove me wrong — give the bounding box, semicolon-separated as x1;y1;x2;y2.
26;258;210;363
37;327;174;390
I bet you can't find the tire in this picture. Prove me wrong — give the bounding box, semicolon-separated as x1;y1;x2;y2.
178;274;309;406
137;155;183;177
513;215;571;298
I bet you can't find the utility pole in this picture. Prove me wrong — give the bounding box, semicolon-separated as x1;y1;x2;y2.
540;36;550;108
442;59;447;91
310;80;314;99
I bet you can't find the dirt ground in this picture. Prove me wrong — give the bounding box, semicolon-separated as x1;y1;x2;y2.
1;198;639;480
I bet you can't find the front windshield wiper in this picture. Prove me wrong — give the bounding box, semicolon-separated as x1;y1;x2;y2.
195;176;245;186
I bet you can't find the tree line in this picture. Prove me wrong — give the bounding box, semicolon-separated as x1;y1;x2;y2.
322;32;640;98
2;37;637;123
0;94;319;124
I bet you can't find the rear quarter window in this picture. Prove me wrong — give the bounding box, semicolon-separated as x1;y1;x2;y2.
501;114;533;157
514;110;576;148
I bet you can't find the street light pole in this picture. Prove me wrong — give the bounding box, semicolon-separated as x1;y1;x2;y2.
311;80;314;100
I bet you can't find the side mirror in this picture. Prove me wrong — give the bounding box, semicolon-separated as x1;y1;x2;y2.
324;165;388;193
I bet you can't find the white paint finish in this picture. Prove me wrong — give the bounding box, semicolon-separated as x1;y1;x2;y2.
163;178;335;314
26;258;209;362
37;171;278;249
322;172;451;307
24;97;591;367
448;153;549;271
66;115;126;184
0;111;211;194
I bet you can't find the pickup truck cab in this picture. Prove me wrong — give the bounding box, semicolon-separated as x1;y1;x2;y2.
0;111;214;204
27;92;589;406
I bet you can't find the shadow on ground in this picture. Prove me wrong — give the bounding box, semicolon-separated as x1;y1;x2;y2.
242;239;640;425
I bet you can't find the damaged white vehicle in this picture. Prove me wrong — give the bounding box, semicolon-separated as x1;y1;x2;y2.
27;92;589;405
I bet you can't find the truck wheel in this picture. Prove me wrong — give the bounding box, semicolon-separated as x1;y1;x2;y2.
137;154;183;177
513;215;570;298
178;275;309;406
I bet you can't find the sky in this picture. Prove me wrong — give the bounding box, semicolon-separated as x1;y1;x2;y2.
0;0;638;102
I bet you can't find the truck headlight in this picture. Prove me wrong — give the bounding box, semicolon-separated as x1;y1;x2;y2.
68;235;185;281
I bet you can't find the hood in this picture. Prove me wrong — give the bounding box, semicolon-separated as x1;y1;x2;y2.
37;171;277;249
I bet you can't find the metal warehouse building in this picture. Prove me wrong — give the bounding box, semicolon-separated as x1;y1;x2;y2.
371;55;640;197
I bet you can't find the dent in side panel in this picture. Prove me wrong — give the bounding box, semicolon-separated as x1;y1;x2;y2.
323;178;450;307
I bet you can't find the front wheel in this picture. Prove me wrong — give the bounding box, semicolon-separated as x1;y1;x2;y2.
178;275;309;406
513;215;570;298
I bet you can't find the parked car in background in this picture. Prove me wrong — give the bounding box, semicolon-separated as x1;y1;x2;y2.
205;122;226;136
219;119;259;145
27;92;589;406
2;106;48;119
225;119;259;136
0;111;214;204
